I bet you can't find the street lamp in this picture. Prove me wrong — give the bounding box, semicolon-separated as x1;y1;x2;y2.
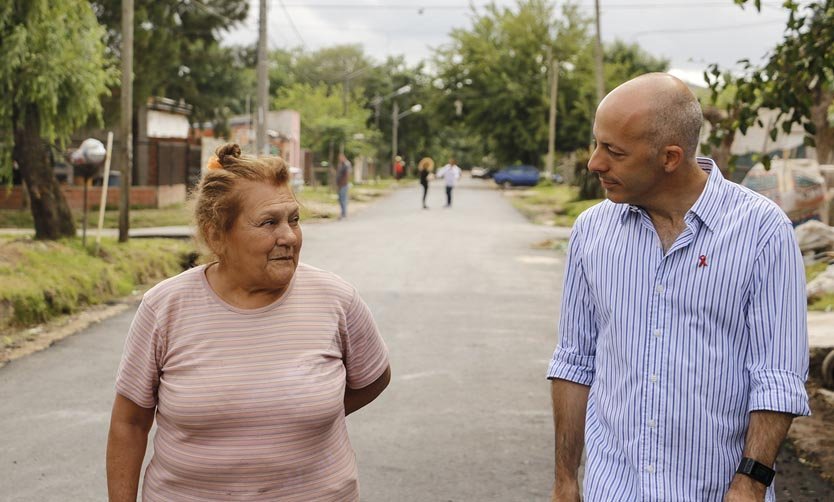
372;84;412;128
392;103;422;173
370;84;413;176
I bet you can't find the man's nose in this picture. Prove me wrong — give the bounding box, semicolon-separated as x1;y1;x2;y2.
587;146;606;174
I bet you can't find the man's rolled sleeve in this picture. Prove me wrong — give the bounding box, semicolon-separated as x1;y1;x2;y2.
547;220;598;386
745;221;810;416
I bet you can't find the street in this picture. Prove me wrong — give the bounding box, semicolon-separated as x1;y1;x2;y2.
0;179;568;501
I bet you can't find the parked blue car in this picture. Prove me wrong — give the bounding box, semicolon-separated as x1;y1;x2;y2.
493;165;539;188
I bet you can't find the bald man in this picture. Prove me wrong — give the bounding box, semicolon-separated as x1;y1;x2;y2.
546;73;809;501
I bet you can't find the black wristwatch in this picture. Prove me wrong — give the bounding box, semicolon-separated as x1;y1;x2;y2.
736;457;775;487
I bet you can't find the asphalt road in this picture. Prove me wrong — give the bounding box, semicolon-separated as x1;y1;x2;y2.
0;178;569;501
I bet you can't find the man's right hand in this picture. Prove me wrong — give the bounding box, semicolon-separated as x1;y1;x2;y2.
551;479;581;502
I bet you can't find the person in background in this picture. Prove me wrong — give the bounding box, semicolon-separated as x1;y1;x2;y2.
436;158;461;207
107;143;390;502
547;73;809;502
337;152;352;219
418;157;434;209
393;155;405;180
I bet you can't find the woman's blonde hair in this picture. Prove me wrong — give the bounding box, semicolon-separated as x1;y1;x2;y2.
191;143;290;255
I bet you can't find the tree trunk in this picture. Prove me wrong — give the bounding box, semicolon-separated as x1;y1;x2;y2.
13;106;76;240
811;88;834;165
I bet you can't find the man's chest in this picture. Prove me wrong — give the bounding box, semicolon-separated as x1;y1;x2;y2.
582;220;755;328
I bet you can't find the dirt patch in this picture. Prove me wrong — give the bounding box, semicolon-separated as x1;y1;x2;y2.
787;383;834;482
777;438;834;500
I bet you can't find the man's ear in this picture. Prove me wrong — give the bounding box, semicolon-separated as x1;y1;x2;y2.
661;145;685;173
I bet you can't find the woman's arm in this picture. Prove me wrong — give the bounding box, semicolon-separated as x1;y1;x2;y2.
106;393;155;501
344;365;391;415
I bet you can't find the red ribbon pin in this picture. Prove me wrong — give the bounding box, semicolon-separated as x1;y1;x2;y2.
698;255;708;268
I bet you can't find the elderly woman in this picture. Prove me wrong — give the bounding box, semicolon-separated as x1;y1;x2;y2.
106;144;391;501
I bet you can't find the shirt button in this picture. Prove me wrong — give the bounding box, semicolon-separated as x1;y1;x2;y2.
650;374;658;383
655;284;664;294
646;464;655;474
648;419;657;429
653;329;661;338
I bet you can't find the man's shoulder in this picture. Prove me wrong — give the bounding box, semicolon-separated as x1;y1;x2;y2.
720;178;792;227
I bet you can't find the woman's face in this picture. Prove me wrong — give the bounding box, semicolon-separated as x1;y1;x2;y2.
219;180;302;291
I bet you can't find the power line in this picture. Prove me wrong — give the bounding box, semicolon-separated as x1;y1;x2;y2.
276;1;790;10
277;0;306;47
632;19;785;38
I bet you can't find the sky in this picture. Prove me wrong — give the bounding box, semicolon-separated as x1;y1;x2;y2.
223;0;809;87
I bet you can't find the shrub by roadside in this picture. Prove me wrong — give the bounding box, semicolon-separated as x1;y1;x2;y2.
807;262;834;312
503;182;603;229
0;237;194;347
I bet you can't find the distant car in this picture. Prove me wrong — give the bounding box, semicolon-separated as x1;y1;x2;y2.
471;166;497;179
493;165;539;188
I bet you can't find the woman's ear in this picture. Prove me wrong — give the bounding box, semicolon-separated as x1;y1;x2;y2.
205;226;225;258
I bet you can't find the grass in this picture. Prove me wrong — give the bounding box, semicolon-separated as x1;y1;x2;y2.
806;262;834;312
0;236;194;339
506;182;604;227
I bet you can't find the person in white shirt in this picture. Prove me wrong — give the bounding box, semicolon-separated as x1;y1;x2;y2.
436;158;461;207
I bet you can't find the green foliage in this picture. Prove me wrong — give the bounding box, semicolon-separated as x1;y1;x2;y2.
0;0;116;177
433;0;559;166
707;0;834;167
509;182;603;227
0;237;193;330
273;82;379;161
91;0;249;126
431;0;668;166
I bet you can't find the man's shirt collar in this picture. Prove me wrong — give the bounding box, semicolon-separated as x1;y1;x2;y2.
618;157;725;231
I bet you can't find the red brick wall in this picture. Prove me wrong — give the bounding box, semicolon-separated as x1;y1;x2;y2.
0;185;186;210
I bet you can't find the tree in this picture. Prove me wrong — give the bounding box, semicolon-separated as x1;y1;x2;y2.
273;83;379;166
432;0;559;166
1;0;115;239
431;1;667;167
707;0;834;167
91;0;249;125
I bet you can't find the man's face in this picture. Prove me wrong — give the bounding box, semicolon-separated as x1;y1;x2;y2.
219;181;302;292
587;99;664;206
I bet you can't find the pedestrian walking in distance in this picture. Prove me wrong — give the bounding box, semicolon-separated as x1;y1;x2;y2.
418;157;434;209
547;73;809;502
337;152;352;219
436;158;461;207
107;143;390;501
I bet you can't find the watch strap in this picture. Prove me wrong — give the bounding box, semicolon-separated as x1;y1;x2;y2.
736;457;775;487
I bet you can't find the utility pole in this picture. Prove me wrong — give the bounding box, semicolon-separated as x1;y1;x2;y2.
118;0;133;243
256;0;268;155
593;0;605;105
546;58;559;179
391;101;399;176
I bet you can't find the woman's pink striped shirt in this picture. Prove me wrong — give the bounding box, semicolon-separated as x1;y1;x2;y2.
115;263;389;501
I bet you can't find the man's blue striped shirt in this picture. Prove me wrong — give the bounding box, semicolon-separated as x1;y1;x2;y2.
547;159;810;501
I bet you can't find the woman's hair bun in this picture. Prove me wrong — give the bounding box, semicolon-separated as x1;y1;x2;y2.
215;143;242;166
